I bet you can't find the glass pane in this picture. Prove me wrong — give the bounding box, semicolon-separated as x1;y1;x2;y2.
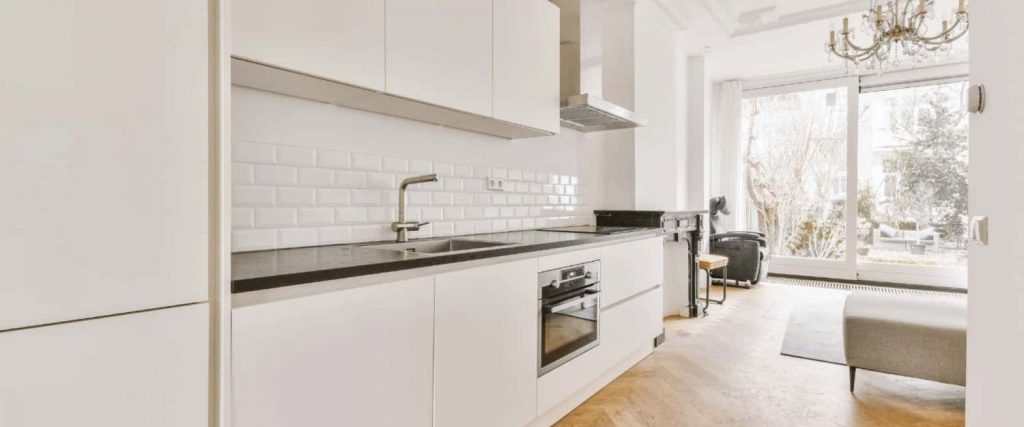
741;87;849;260
857;82;969;271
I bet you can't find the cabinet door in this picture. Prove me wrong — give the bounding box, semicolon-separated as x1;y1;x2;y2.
494;0;560;132
386;0;493;116
601;237;665;306
0;304;208;427
435;259;538;427
233;0;386;91
232;278;434;427
0;0;208;331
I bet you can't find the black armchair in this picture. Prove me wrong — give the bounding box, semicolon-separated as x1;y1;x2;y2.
709;196;770;286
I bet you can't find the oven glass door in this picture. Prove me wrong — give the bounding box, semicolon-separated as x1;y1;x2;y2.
540;287;600;375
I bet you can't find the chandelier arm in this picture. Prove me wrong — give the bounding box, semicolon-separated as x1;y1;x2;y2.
919;23;969;46
909;11;928;33
890;2;898;29
842;32;881;53
916;14;968;43
829;44;862;62
901;0;915;23
830;41;880;62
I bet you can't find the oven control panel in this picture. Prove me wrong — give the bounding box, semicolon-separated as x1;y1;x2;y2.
538;260;600;299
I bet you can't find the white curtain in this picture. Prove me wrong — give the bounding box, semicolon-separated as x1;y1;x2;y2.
709;80;744;231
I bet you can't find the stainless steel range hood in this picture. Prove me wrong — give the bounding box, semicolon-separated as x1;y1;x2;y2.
554;0;645;132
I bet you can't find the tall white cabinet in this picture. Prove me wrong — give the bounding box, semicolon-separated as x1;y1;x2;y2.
0;0;211;424
386;0;494;116
0;0;209;331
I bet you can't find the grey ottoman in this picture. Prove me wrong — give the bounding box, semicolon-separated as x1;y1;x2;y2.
843;292;966;392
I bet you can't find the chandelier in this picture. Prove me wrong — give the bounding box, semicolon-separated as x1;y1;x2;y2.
827;0;969;70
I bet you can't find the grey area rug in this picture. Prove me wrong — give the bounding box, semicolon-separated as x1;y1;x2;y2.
779;289;849;365
774;277;965;365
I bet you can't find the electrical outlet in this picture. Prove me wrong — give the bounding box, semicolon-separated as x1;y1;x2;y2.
486;177;506;191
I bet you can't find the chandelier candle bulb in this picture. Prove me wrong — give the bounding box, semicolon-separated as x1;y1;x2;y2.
830;31;836;46
843;17;850;33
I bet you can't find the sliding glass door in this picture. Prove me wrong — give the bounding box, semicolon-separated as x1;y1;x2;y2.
856;81;969;288
739;77;968;289
741;80;857;280
742;86;849;260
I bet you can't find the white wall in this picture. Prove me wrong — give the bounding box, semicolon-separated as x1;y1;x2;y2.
966;1;1024;425
597;1;638;210
633;1;680;211
685;56;709;211
231;87;603;252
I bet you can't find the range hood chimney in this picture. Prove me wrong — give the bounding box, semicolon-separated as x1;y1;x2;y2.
553;0;645;132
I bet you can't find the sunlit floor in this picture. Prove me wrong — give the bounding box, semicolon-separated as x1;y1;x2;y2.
555;282;966;427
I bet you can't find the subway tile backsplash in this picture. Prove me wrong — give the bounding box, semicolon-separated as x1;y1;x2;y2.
232;141;592;252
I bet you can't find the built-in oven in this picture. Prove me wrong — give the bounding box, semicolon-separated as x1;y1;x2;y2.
538;260;601;377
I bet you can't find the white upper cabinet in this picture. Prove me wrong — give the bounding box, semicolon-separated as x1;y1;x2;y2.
232;0;560;137
434;259;539;427
233;0;386;91
232;278;435;427
0;0;208;330
493;0;561;133
0;304;209;427
386;0;494;116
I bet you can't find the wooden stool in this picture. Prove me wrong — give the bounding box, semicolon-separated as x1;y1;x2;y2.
697;254;729;316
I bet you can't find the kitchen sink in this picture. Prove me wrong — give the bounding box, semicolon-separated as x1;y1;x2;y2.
365;239;513;255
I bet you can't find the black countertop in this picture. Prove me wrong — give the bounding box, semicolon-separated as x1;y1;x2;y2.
232;228;665;294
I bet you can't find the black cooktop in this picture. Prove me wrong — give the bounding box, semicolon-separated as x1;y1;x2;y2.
536;225;651;235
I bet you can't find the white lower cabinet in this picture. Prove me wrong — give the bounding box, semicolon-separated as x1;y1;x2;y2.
232;277;434;427
601;237;665;306
434;259;539;427
230;243;665;427
538;288;661;415
0;303;209;427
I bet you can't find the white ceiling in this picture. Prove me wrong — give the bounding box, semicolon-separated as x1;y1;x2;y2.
651;0;869;47
648;0;969;81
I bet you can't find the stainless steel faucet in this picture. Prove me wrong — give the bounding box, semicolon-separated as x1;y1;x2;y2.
391;174;438;243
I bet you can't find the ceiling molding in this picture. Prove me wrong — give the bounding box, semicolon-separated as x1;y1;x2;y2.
736;5;776;27
698;0;740;35
731;0;870;37
646;0;693;30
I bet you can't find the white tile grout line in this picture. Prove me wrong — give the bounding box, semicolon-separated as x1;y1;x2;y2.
764;277;966;299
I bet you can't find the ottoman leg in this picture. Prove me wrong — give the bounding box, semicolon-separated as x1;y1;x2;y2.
849;366;856;393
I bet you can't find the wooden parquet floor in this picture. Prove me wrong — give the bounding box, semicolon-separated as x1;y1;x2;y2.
555;282;966;427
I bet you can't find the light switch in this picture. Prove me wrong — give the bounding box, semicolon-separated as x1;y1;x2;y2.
970;215;989;245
